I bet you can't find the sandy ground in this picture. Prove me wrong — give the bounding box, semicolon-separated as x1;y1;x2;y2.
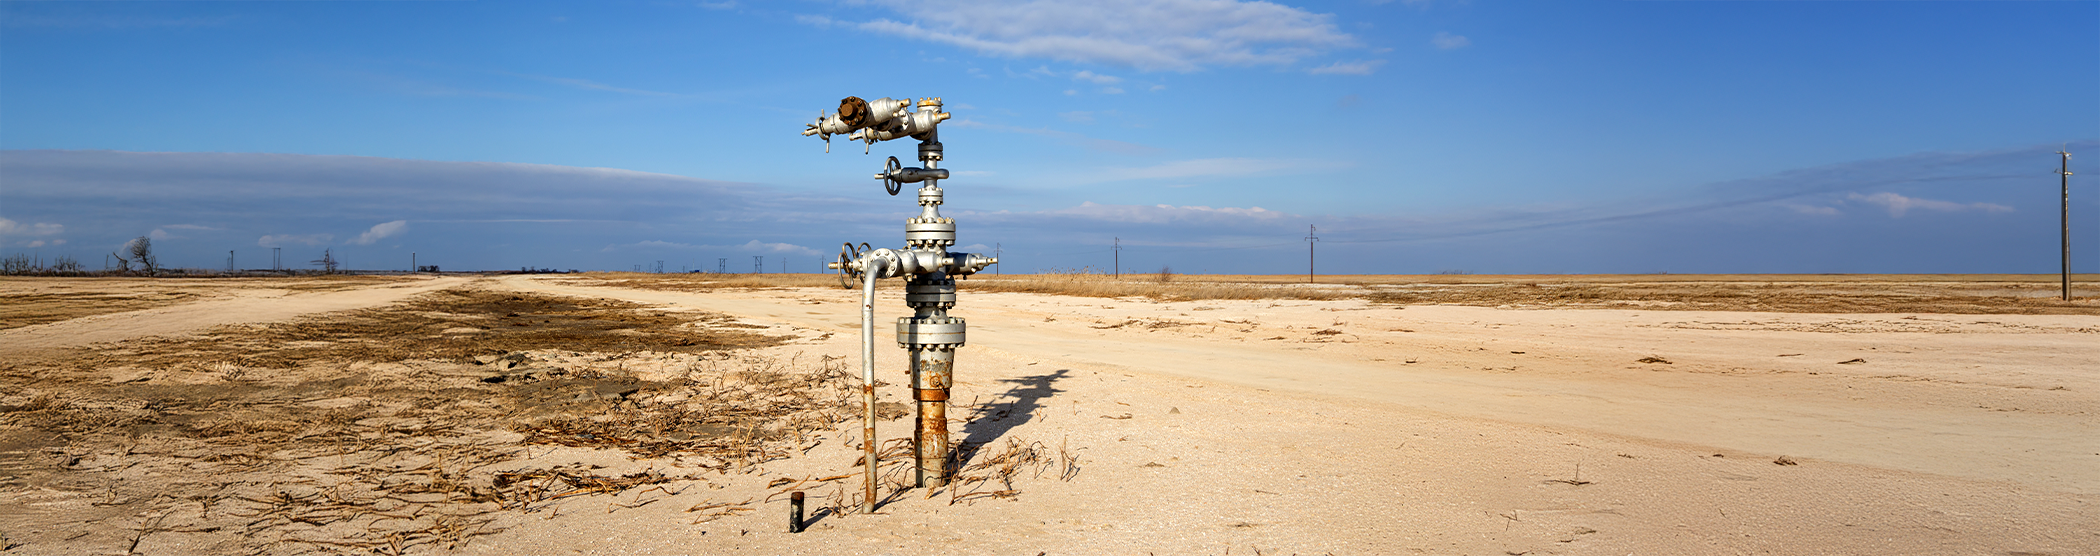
2;274;2095;555
0;276;468;351
496;275;2098;555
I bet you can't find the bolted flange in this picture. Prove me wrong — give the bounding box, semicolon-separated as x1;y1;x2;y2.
896;316;965;347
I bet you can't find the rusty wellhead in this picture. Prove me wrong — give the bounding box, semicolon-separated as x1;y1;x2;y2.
806;96;995;511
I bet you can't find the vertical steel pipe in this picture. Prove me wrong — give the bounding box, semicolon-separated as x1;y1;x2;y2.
858;257;889;513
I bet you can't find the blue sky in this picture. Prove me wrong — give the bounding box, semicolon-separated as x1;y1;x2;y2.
2;0;2095;274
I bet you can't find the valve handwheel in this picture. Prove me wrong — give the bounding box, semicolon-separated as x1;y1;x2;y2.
883;156;903;196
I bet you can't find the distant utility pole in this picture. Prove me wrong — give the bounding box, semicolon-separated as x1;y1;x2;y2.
2061;148;2075;302
655;260;665;274
781;258;786;274
1112;237;1121;278
754;255;763;274
227;250;235;273
1305;225;1319;284
412;252;417;272
994;243;1002;275
272;247;282;271
718;258;727;274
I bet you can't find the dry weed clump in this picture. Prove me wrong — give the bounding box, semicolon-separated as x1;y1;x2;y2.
70;288;784;373
0;287;865;554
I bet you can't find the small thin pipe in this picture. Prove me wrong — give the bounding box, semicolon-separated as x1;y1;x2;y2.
859;256;889;513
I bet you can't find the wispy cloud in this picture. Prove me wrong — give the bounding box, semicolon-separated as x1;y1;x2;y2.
497;71;684;97
1072;70;1121;84
1096;158;1306;182
1846;192;2012;218
822;0;1359;72
1430;31;1470;50
1044;201;1288;224
1785;204;1841;216
945;119;1162;155
0;218;63;238
258;234;334;247
348;220;409;245
1;14;238;29
602;239;820;256
1307;60;1386;75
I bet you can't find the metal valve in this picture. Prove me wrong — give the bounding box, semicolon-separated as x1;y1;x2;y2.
877;156;948;195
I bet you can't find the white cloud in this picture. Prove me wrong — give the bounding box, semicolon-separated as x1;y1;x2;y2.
1099;158;1305;182
1431;31;1470;50
1786;204;1841;216
149;228;174;241
1149;84;1167;92
259;234;334;247
1063;89;1078;96
833;0;1359;72
1045;201;1288;224
1072;70;1121;84
348;220;409;245
0;218;63;237
1847;192;2012;218
1307;59;1385;75
603;239;820;256
1101;86;1125;94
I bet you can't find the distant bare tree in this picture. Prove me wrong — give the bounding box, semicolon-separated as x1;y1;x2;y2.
51;255;81;274
1;253;31;275
124;236;157;273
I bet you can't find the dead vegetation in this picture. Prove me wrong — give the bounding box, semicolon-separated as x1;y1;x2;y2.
1364;281;2098;314
0;287;865;554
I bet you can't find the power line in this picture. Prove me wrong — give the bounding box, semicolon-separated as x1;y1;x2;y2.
1112;237;1121;278
1305;225;1319;283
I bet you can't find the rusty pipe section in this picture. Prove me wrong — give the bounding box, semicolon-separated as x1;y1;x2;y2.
857;255;892;513
911;347;955;488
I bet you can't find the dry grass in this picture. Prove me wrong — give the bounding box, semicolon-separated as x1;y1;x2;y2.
0;286;860;554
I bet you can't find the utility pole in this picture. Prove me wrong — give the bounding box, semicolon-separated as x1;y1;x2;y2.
754;255;763;274
273;247;282;271
718;258;726;274
1306;225;1319;284
995;243;1001;275
2061;148;2075;302
1113;237;1121;278
412;252;417;272
228;250;235;273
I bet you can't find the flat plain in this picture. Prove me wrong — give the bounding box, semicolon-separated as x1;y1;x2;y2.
1;273;2094;555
